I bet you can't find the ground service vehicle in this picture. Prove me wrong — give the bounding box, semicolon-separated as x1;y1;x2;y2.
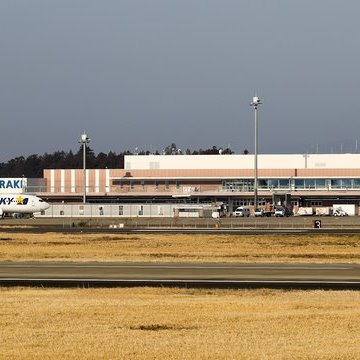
274;206;285;217
254;208;264;217
274;206;292;217
233;207;250;217
333;208;348;216
333;204;354;216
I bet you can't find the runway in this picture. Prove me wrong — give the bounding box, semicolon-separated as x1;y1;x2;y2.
1;262;359;289
3;215;360;234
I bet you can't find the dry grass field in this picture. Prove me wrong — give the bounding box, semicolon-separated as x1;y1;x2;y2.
0;287;359;359
0;232;359;263
1;232;359;359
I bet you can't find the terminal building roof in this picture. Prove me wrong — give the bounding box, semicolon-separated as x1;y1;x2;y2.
124;154;360;170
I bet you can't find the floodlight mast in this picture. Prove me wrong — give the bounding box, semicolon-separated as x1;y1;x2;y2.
250;96;262;211
79;132;90;204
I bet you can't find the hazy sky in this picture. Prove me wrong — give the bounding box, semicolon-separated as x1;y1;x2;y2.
1;1;360;161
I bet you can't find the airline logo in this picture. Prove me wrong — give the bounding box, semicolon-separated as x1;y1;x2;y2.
15;196;28;205
0;196;29;206
0;178;27;194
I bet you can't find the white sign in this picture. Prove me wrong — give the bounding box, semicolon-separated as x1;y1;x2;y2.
0;178;26;194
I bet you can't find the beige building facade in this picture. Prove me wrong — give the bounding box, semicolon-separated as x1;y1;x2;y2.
39;154;360;214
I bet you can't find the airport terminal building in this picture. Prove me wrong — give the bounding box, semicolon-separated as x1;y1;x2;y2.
32;153;360;216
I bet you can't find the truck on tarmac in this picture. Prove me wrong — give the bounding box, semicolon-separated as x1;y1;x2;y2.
274;206;292;217
333;204;355;216
233;206;251;217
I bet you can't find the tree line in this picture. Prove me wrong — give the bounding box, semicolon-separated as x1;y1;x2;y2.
0;144;235;178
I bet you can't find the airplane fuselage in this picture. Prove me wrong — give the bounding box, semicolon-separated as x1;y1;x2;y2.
0;194;49;217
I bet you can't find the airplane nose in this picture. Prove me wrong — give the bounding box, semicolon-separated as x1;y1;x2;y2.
42;202;50;211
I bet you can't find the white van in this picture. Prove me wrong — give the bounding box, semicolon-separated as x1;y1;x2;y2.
233;206;251;217
274;206;292;217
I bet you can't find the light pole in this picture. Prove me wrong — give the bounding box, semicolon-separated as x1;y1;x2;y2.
250;96;262;210
79;132;90;204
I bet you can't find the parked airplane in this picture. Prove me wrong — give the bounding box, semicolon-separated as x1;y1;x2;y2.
0;194;49;218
